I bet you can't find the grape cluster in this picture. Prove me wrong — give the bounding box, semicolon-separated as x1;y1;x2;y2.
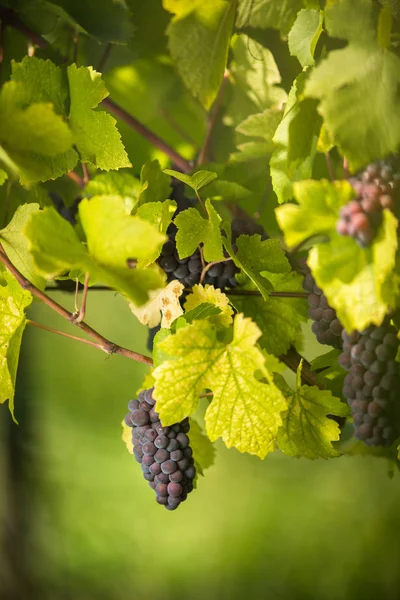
337;158;400;247
339;319;400;446
124;388;196;510
301;265;343;349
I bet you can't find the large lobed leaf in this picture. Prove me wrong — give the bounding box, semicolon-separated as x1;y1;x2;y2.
305;0;400;170
24;196;166;305
165;0;235;110
153;314;287;458
276;365;349;460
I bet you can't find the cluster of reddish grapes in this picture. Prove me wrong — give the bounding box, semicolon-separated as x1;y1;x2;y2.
337;158;400;247
124;388;196;510
339;319;400;446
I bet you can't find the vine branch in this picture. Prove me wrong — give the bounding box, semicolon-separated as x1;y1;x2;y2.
0;244;152;366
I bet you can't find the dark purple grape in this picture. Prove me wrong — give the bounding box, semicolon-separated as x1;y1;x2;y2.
124;387;197;510
340;318;400;446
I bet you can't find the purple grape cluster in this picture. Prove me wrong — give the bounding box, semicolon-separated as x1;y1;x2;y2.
337;158;400;247
124;388;196;510
301;266;343;349
339;319;400;446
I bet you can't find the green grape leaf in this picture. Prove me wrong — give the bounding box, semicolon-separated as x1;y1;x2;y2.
139;160;171;205
0;81;76;184
153;329;173;368
305;40;400;170
136;200;177;233
24;200;165;305
231;271;308;356
276;179;354;248
236;109;283;144
164;168;218;192
311;349;346;400
85;171;141;213
67;64;131;170
229;35;287;115
270;74;321;203
236;0;304;35
175;199;224;262
79;196;166;269
0;170;7;186
276;363;349;459
189;418;216;476
0;269;32;421
309;212;399;332
165;0;235;109
277;179;399;331
153;314;287;458
11;56;69;115
183;303;222;324
136;200;177;265
201;179;255;203
288;9;324;67
224;232;290;300
324;0;375;44
0;203;46;290
184;283;233;328
44;0;135;43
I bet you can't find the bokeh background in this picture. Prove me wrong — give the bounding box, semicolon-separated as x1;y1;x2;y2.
1;291;400;600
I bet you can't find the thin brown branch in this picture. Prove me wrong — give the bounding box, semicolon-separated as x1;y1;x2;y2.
72;273;90;323
198;69;230;165
102;97;192;174
343;157;349;178
98;42;112;72
81;162;90;185
0;7;47;49
0;244;152;366
66;170;85;189
325;152;335;182
227;289;308;299
26;320;102;350
279;346;318;387
200;258;233;284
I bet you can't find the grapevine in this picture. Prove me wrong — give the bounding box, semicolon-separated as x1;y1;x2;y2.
0;0;399;530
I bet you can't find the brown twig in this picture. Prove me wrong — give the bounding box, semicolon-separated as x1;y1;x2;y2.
198;69;230;165
226;289;308;299
102;97;192;173
343;157;349;178
0;8;47;49
72;273;90;323
97;42;112;72
280;346;318;387
26;320;103;350
0;244;152;366
66;170;85;189
81;163;90;185
200;258;233;284
325;152;335;182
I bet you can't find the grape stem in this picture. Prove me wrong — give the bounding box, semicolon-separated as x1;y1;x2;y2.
0;243;153;366
200;257;233;284
0;7;192;175
66;170;85;189
97;42;112;72
325;152;335;182
71;273;90;323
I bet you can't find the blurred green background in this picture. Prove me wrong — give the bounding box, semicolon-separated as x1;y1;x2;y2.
1;291;400;600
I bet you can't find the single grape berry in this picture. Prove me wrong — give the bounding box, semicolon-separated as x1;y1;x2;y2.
124;388;196;510
340;318;400;446
301;262;343;349
337;157;400;247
